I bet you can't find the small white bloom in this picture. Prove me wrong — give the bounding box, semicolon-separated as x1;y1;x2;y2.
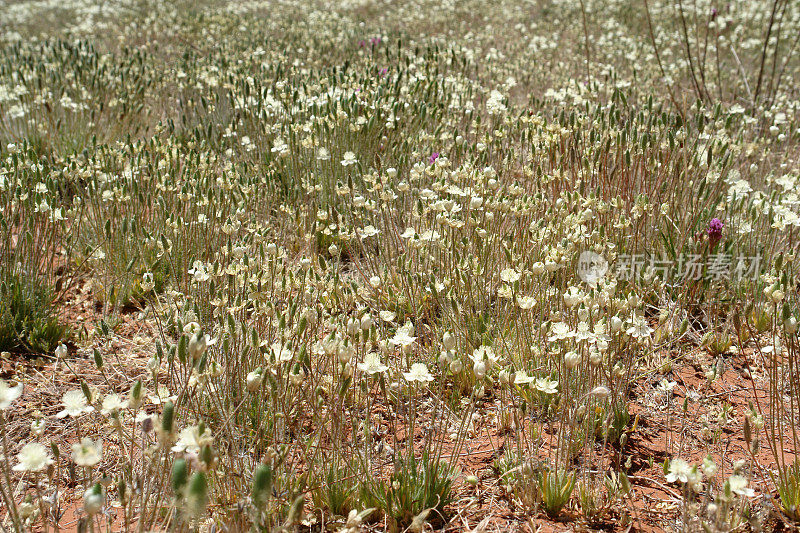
0;379;22;410
13;443;53;472
727;475;754;497
626;314;653;340
72;438;102;467
270;343;293;362
702;456;718;478
390;323;417;347
101;393;128;415
548;322;574;342
56;389;93;418
341;151;358;166
500;268;521;283
588;385;611;399
514;371;534;385
534;377;559;394
403;363;434;383
357;353;388;375
666;458;692;484
516;295;536;309
172;425;213;454
357;225;380;238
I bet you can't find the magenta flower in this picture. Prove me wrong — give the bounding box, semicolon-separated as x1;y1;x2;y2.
428;152;440;164
707;218;724;246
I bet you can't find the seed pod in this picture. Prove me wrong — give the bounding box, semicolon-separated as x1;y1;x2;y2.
619;471;631;495
252;464;273;506
130;380;143;408
200;444;214;468
177;335;187;363
743;416;751;444
161;401;174;433
172;458;188;496
81;381;92;403
286;495;305;525
117;479;127;502
186;472;208;517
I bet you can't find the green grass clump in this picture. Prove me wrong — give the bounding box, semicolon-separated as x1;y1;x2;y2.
0;273;67;354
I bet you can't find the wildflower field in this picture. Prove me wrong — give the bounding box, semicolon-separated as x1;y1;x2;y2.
0;0;799;530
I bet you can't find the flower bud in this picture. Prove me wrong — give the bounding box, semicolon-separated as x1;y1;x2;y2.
290;368;305;386
473;360;486;380
188;333;209;360
186;472;208;517
252;464;273;506
338;343;355;364
498;370;510;386
246;368;264;392
83;484;104;516
442;331;456;351
129;380;143;410
172;458;188;496
347;318;359;337
55;343;68;359
161;401;175;434
564;351;580;369
771;288;785;303
360;313;373;330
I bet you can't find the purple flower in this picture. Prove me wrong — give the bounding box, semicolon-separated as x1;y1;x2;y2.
707;218;724;244
358;40;366;48
428;152;440;164
711;7;718;17
379;67;388;77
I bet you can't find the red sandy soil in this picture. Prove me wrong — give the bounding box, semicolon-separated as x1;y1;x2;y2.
1;280;797;532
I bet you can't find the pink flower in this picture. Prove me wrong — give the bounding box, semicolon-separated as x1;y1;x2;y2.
707;218;724;247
